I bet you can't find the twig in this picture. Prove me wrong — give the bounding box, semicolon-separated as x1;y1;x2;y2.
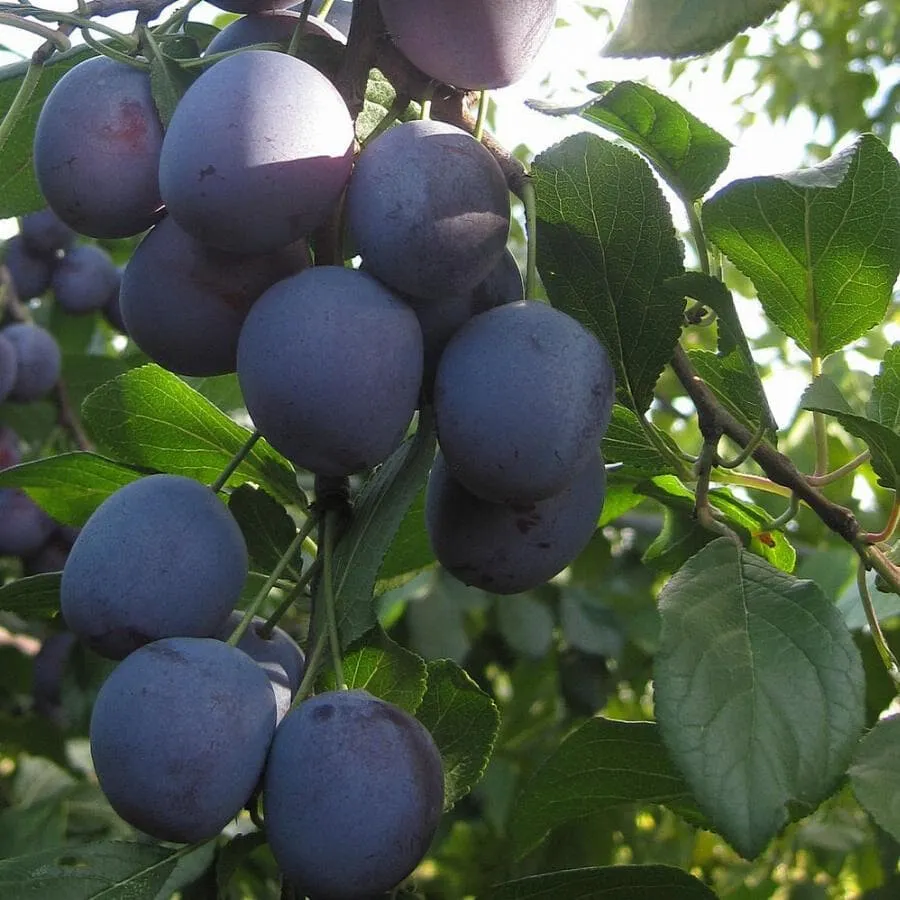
670;345;860;544
52;380;93;451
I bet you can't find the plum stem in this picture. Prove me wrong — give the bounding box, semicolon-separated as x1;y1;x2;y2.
210;430;261;494
323;509;347;690
227;518;315;647
259;556;322;639
288;0;312;58
292;628;328;707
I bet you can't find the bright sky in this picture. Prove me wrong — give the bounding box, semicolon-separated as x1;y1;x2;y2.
1;0;897;427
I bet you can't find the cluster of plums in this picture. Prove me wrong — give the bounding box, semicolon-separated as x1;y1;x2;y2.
0;209;130;572
3;208;125;327
4;0;615;894
61;473;444;898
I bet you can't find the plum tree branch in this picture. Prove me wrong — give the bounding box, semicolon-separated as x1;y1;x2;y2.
670;344;860;545
52;380;94;452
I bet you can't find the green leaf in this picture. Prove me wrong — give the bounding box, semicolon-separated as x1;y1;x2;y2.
0;841;182;899
0;796;68;858
356;68;420;144
0;453;145;525
801;375;900;490
416;659;500;810
703;134;900;359
152;841;216;900
603;0;788;58
182;22;220;51
377;486;434;584
643;506;712;575
81;365;302;507
215;832;267;897
688;350;774;439
148;48;198;128
601;405;682;475
321;412;436;646
228;484;299;577
868;343;900;431
664;271;777;435
529;80;731;201
510;717;701;858
849;715;900;842
597;474;644;526
534;133;685;414
0;47;96;218
487;865;718;899
638;476;795;572
318;627;427;714
655;539;865;859
0;573;60;620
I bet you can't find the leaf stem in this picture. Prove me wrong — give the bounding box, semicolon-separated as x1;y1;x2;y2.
0;59;42;156
856;558;900;688
710;469;793;499
861;543;900;596
0;13;71;50
807;450;871;487
521;178;538;302
637;410;693;480
227;519;315;647
695;441;742;545
810;355;829;476
210;431;262;494
323;509;346;690
291;627;328;707
258;556;322;639
686;199;710;276
152;0;202;34
759;492;800;532
716;418;767;469
362;93;408;145
861;498;900;545
474;89;488;142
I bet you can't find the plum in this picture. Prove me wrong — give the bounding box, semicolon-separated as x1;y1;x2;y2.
90;637;276;842
61;474;248;659
215;611;304;721
426;452;606;594
4;235;53;300
33;56;165;238
264;690;444;898
205;10;344;54
237;266;423;476
20;208;76;258
346;120;510;301
159;50;354;253
120;216;307;375
434;301;615;503
52;245;120;315
1;323;61;401
379;0;558;89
